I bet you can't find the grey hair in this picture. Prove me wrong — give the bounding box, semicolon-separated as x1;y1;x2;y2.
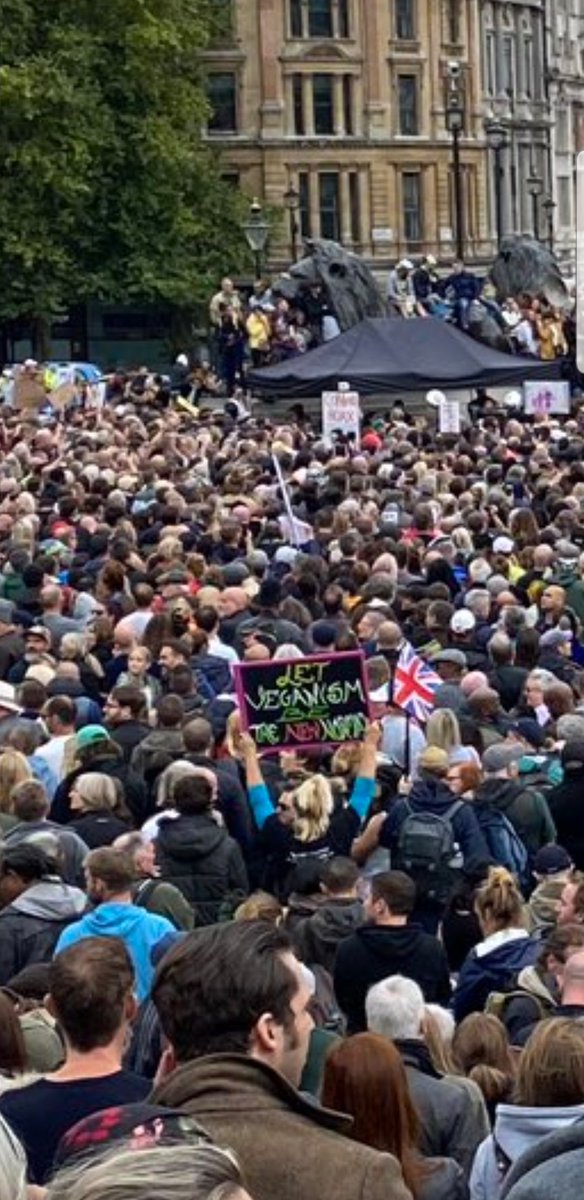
155;759;199;809
47;1142;245;1200
0;1115;27;1200
366;974;425;1041
556;713;584;741
527;668;557;691
75;772;119;813
464;589;491;619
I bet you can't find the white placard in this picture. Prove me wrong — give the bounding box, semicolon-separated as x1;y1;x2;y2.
523;381;571;416
322;390;361;446
438;397;461;434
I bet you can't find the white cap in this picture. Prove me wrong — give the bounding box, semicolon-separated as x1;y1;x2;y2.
493;536;515;555
450;609;477;635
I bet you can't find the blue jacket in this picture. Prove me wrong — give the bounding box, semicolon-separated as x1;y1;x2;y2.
453;933;539;1022
442;270;481;302
54;901;175;1001
380;779;491;876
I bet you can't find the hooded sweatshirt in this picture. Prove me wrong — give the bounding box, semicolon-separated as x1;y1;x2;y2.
334;923;452;1033
453;929;539;1022
0;878;87;985
291;897;364;974
156;813;249;925
470;1103;584;1200
54;901;175;1001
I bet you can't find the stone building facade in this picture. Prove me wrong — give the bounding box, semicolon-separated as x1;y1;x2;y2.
204;0;492;268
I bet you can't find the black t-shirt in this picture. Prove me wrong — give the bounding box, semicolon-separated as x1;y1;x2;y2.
0;1070;149;1183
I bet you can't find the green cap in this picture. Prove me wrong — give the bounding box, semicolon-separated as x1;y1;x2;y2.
76;725;110;751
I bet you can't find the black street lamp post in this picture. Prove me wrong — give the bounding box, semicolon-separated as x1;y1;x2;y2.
445;64;466;260
485;119;509;249
283;183;300;262
527;175;543;242
243;198;270;278
542;195;556;252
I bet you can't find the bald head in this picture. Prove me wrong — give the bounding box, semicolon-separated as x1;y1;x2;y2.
218;588;249;619
561;951;584;1004
533;545;555;571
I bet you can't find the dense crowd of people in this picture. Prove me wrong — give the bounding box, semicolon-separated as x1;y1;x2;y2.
1;382;584;1200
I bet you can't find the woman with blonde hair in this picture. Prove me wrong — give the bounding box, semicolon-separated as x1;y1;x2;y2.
453;868;539;1021
69;772;131;848
470;1019;584;1199
425;708;479;767
240;724;380;898
0;751;31;833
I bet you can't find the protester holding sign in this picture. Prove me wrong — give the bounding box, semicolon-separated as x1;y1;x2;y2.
239;723;380;898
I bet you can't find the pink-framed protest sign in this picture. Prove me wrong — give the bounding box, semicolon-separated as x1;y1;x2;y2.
233;651;371;753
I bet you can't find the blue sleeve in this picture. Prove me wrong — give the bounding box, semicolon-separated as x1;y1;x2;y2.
348;776;376;821
247;783;275;830
455;806;492;874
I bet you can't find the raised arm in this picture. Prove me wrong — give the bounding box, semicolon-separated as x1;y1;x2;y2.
240;732;275;829
348;723;381;821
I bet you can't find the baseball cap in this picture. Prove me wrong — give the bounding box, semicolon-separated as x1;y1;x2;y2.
310;621;338;648
540;628;572;650
510;717;546;749
25;625;52;643
419;746;449;774
492;536;514;555
482;742;523;774
450;610;476;635
533;844;573;877
556;540;580;563
222;561;250;586
76;725;110;751
274;546;300;566
430;648;467;668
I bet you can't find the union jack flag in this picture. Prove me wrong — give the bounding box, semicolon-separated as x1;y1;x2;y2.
392;641;441;723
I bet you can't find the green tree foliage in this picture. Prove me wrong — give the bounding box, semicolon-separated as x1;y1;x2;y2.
0;0;247;341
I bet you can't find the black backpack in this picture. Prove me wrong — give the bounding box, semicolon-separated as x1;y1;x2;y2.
395;800;464;904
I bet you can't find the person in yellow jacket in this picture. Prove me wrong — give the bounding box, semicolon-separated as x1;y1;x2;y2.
246;307;272;367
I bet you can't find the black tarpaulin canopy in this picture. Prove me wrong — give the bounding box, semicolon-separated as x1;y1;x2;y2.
247;316;561;398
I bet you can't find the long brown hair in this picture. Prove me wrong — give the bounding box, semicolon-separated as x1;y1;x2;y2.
516;1018;584;1107
0;994;27;1075
322;1033;429;1196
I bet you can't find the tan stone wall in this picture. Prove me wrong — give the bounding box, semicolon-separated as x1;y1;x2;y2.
205;0;492;267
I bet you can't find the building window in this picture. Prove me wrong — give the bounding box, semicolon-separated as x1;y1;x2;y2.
207;73;237;133
343;76;354;135
293;74;305;135
395;0;415;40
398;75;419;135
402;172;422;245
290;0;302;37
338;0;350;38
349;172;360;243
209;0;234;46
523;38;534;98
299;172;312;238
445;0;460;43
308;0;333;38
501;35;515;97
319;172;340;239
484;30;496;96
220;172;240;189
558;176;572;227
313;74;334;135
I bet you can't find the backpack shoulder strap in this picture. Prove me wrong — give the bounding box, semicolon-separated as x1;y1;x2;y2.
134;878;160;908
444;800;465;822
